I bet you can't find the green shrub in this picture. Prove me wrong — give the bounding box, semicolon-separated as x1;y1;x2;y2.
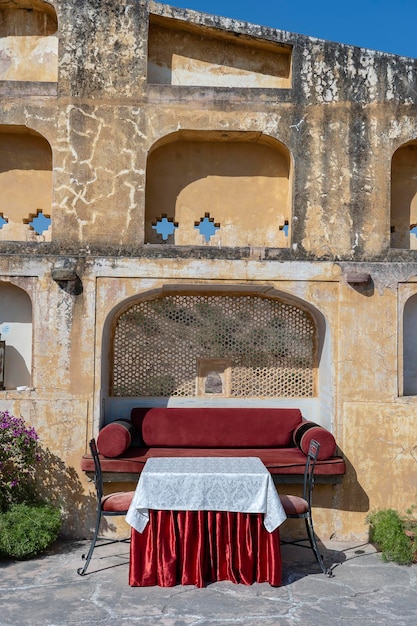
0;503;61;559
367;508;417;565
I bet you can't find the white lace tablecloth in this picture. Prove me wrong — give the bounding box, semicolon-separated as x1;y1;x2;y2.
126;457;286;534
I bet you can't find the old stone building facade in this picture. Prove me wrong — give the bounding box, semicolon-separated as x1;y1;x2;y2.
1;0;417;541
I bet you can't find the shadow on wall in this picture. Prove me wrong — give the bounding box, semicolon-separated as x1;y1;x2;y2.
280;451;369;543
4;345;30;389
35;447;96;539
335;451;369;512
280;450;369;514
347;276;375;297
317;450;369;513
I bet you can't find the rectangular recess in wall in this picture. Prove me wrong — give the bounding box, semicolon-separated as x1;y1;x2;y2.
148;15;292;89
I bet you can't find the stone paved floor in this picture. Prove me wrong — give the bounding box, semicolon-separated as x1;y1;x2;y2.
1;539;417;625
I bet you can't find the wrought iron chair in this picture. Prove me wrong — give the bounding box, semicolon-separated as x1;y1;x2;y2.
279;439;333;577
77;438;135;576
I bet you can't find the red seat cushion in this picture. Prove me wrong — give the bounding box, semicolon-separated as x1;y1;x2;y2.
279;494;309;516
101;491;134;512
80;446;346;476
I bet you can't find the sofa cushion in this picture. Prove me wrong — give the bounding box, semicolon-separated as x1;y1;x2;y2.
293;421;336;460
134;407;302;448
97;419;136;458
80;446;346;476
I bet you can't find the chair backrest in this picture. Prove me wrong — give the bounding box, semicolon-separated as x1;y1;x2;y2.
303;439;320;504
89;438;104;503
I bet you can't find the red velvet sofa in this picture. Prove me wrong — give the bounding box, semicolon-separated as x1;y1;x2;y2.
81;407;345;482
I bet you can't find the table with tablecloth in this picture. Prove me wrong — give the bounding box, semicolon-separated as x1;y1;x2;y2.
125;456;286;587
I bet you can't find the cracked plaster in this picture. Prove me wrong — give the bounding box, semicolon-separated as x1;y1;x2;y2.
1;0;417;543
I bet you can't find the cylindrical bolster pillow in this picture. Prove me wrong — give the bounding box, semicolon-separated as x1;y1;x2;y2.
97;419;136;458
293;421;336;460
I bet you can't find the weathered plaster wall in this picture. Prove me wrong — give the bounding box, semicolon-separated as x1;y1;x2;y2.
57;0;148;99
2;0;417;257
341;402;417;540
0;35;57;81
1;0;417;542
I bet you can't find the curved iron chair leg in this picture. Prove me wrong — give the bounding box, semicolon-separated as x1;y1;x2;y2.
77;505;102;576
304;516;333;577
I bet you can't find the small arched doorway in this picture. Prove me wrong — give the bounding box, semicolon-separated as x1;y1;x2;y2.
0;281;32;389
391;140;417;249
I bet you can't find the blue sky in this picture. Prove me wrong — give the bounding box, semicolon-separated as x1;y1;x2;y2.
171;1;417;59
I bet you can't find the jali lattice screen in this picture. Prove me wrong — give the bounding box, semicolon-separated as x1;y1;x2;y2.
111;294;316;397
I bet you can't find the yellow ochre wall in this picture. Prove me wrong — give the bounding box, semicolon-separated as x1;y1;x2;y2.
1;1;417;543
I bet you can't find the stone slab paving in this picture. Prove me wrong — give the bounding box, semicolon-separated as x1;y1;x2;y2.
1;539;417;626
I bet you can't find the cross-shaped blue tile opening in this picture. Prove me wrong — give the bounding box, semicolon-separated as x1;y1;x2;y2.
279;220;289;237
195;216;220;242
0;215;7;229
29;211;51;235
410;226;417;237
152;217;178;241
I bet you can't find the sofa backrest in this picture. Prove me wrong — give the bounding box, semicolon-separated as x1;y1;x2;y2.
131;407;303;448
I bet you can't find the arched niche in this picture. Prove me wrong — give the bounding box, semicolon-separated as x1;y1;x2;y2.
390;140;417;249
101;286;333;431
0;1;58;82
0;281;32;389
145;131;292;248
0;125;52;242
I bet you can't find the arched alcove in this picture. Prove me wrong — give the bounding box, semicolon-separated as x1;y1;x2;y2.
145;131;292;248
0;125;52;242
101;287;332;431
0;1;58;82
0;281;32;389
391;141;417;249
403;293;417;395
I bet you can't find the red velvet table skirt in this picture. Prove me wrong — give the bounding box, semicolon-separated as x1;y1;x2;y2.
129;509;282;588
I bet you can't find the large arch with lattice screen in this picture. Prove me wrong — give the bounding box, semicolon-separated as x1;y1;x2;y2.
102;287;332;428
111;292;316;399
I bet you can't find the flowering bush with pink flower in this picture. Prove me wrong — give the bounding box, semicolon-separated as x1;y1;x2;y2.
0;410;41;512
